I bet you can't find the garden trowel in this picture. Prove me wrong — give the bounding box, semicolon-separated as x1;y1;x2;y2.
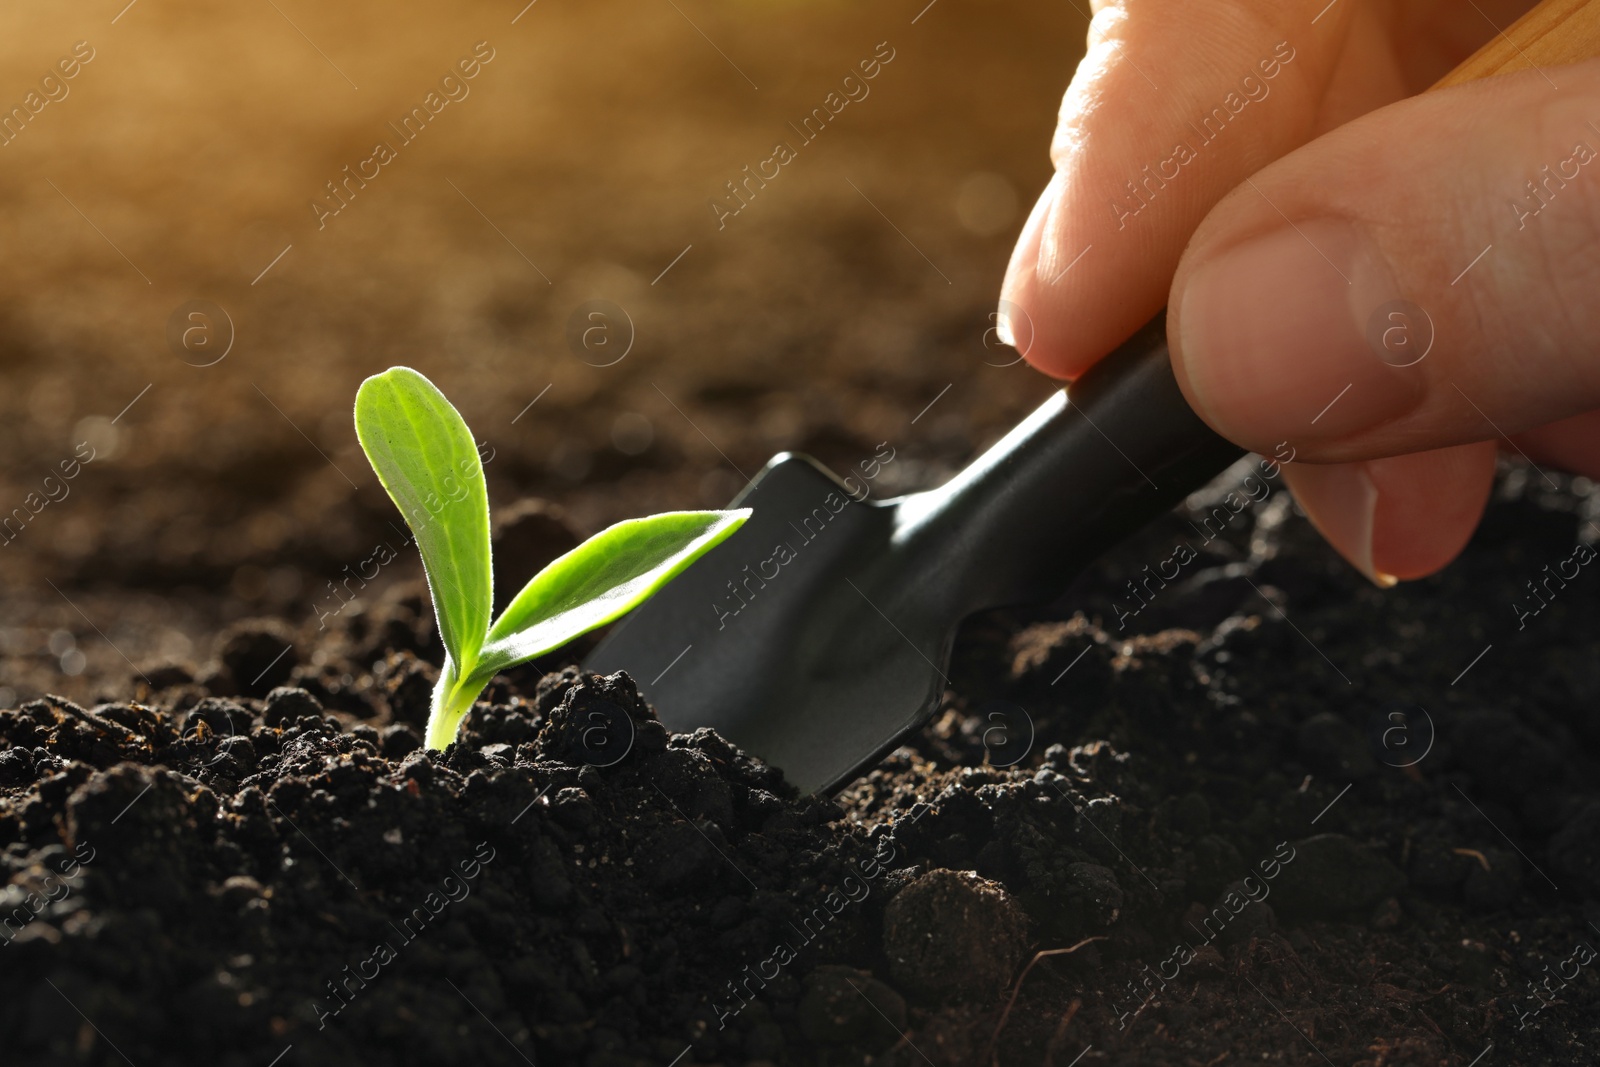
589;0;1600;793
587;313;1242;793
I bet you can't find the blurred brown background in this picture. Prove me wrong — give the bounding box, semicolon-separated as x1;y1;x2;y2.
0;0;1085;703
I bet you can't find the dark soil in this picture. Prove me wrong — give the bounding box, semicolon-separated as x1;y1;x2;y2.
3;1;1598;1065
3;461;1599;1067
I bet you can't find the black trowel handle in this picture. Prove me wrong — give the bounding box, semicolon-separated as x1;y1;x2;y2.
900;310;1246;614
906;0;1600;617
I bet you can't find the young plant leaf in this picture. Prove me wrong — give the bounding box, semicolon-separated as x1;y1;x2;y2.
354;367;493;676
475;509;749;676
354;365;748;752
429;510;749;750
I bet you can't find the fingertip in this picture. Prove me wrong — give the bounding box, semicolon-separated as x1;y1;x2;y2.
999;174;1102;381
1000;176;1154;381
1281;443;1496;586
1366;443;1496;580
996;175;1052;350
1279;460;1387;586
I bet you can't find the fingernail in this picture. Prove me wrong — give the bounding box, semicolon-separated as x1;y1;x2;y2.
1290;461;1398;588
1173;220;1427;450
998;175;1049;302
998;175;1062;350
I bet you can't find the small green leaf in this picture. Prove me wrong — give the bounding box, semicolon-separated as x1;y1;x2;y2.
423;509;748;750
471;509;749;680
353;367;747;752
354;367;493;676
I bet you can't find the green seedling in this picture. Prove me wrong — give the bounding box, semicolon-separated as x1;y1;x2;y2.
354;366;748;750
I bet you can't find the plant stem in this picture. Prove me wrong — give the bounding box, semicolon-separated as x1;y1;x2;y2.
425;661;483;750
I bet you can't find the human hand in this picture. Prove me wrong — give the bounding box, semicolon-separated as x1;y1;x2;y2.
999;0;1600;585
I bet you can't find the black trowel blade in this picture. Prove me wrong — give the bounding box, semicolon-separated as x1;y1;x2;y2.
585;453;948;796
585;318;1247;795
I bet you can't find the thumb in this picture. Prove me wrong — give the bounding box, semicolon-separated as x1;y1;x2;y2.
1168;60;1600;464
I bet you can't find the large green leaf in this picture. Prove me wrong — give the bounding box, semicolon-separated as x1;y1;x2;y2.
354;367;493;674
469;509;749;681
